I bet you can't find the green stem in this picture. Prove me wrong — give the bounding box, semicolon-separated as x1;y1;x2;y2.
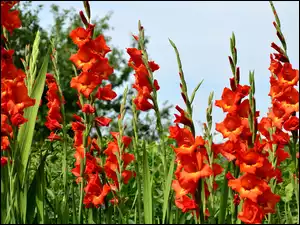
196;181;204;224
168;39;195;136
132;100;143;224
218;161;230;224
51;42;69;221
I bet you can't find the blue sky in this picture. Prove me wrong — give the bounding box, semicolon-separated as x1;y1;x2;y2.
31;1;299;140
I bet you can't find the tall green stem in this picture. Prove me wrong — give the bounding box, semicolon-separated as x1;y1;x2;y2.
132;99;143;224
51;41;69;222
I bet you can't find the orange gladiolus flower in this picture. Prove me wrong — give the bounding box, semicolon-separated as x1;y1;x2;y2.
277;87;299;114
88;34;111;57
70;72;101;98
275;146;290;166
257;189;280;214
1;156;8;166
95;116;112;127
267;101;289;129
69;45;97;71
69;27;92;48
238;199;264;224
172;180;189;198
82;104;95;114
174;105;192;127
1;136;10;150
95;84;117;101
175;195;198;213
3;80;35;115
283;116;299;131
169;124;195;147
216;113;244;142
89;58;114;80
228;173;270;202
269;76;288;100
1;3;21;34
237;151;265;174
47;132;61;142
177;152;212;192
258;117;273;139
173;136;205;157
268;54;282;75
215;87;241;113
133;90;154;111
277;63;299;88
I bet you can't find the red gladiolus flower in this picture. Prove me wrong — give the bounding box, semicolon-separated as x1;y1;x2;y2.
283;116;299;131
133;91;154;111
233;194;241;206
45;118;62;131
3;80;35;115
277;87;299;114
1;136;10;150
216;113;244;142
95;116;112;127
267;101;289;129
269;76;288;99
169;124;195;147
70;72;101;98
127;48;144;68
1;3;21;34
127;47;160;112
213;140;247;161
88;34;111;57
238;199;264;224
173;136;205;157
277;63;299;88
89;58;114;80
48;132;61;142
228;173;270;202
275;146;290;166
95;84;117;101
174;105;192;127
237;151;265;174
258;117;273;139
70;45;97;72
268;54;282;75
69;27;92;48
226;171;235;181
122;153;135;169
257;189;280;214
215;87;241;113
175;195;198;213
1;157;8;166
10;112;27;127
82;104;95;114
172;180;189;198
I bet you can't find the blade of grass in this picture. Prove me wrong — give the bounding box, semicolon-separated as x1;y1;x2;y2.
36;152;46;223
143;141;153;224
218;160;230;224
162;153;175;223
71;182;78;224
17;47;50;185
